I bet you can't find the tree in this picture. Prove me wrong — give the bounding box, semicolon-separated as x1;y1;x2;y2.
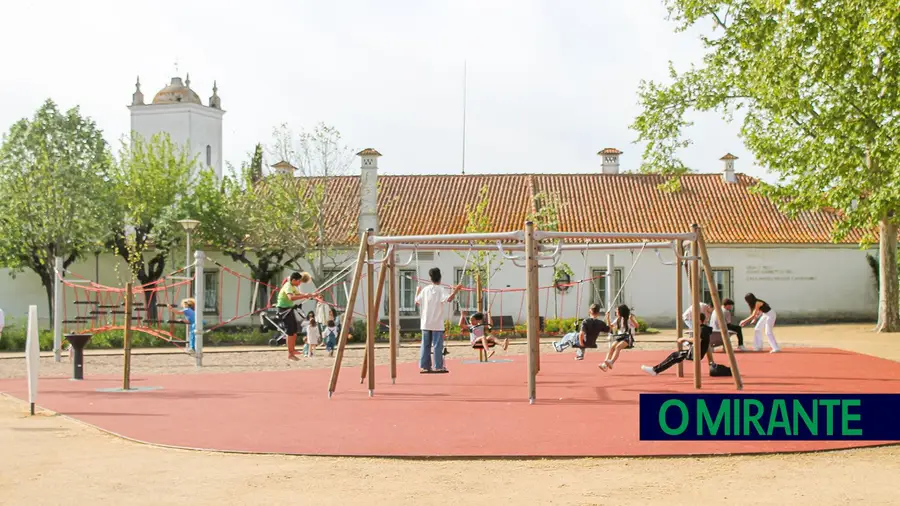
199;148;320;310
268;123;354;281
631;0;900;332
110;133;197;315
0;100;114;321
526;190;573;318
460;185;504;313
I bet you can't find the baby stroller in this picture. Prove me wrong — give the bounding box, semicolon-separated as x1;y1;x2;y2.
260;306;306;347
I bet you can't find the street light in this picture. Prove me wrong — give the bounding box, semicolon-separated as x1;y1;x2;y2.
178;219;201;281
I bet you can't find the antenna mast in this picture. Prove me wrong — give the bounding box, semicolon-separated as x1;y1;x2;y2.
461;60;467;175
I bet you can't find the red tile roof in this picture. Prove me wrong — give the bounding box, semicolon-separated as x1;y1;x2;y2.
308;173;862;245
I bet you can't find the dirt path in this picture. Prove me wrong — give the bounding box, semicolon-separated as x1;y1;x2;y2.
1;324;899;506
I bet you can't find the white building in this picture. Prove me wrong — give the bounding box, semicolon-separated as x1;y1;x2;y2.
0;81;878;332
128;75;225;179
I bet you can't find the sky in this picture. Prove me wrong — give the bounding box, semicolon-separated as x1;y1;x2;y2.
0;0;771;181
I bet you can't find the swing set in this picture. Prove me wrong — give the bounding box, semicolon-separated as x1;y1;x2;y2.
327;223;744;403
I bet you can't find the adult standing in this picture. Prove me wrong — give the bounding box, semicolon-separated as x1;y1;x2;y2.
740;292;781;353
415;267;462;373
276;272;315;361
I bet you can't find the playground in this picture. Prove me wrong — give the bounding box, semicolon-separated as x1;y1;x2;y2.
2;227;900;504
1;324;900;505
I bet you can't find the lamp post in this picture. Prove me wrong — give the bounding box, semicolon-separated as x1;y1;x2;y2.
178;219;201;281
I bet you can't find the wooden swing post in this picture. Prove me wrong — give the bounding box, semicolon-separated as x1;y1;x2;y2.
695;225;744;390
675;240;685;378
361;245;390;383
388;250;399;384
690;225;702;389
525;221;538;404
365;230;377;396
327;230;370;398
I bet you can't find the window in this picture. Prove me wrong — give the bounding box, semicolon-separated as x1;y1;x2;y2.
454;268;478;313
323;270;349;310
190;270;219;315
398;269;418;316
590;268;624;309
700;268;733;306
206;145;212;166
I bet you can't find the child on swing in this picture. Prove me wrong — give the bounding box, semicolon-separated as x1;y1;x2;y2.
552;303;609;360
598;304;639;372
459;311;509;358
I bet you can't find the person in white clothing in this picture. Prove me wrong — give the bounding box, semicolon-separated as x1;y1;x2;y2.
709;298;746;351
415;268;463;373
682;302;712;329
740;293;780;353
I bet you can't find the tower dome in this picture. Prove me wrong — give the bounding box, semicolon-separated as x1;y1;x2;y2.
152;76;202;105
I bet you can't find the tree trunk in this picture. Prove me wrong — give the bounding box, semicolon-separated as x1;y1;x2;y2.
875;218;900;333
475;273;484;313
40;270;54;327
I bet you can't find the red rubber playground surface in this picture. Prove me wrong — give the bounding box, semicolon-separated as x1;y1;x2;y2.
2;348;899;457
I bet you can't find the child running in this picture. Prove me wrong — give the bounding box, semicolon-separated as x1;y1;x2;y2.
552;303;609;360
459;311;509;358
641;313;714;375
599;304;639;372
323;319;339;357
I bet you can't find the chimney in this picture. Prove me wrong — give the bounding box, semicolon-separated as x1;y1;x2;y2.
720;153;738;183
270;160;297;176
357;148;381;234
598;148;622;174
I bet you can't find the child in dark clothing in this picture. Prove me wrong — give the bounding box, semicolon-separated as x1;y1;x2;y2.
641;313;715;376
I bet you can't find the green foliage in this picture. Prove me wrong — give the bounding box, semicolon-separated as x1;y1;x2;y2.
543;317;578;334
0;99;115;318
110;132;198;287
632;0;900;328
527;190;573;285
459;185;502;310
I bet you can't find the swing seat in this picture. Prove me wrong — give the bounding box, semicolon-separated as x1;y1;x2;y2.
471;341;496;362
572;342;598;350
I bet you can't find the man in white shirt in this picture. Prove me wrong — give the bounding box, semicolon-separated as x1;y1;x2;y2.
415;267;463;373
682;302;712;329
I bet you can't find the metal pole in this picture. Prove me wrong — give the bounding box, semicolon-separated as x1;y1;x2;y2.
388;252;399;384
123;282;133;390
185;231;192;282
53;256;63;362
194;250;205;367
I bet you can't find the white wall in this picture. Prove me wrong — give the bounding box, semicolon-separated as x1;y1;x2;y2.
130;104;225;179
0;245;877;332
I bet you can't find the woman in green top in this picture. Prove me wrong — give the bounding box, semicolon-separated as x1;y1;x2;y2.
277;272;315;360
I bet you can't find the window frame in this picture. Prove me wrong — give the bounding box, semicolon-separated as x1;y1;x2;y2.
590;267;624;310
190;269;220;316
700;267;734;306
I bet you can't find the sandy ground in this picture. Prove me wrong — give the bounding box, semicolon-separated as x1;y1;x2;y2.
2;324;899;506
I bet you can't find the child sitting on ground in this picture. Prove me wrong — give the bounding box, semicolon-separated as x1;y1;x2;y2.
641;313;714;376
552;303;609;360
305;315;321;357
323;319;339;357
598;304;639;372
459;311;509;358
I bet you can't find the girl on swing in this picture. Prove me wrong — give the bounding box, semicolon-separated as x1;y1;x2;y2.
599;304;639;372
